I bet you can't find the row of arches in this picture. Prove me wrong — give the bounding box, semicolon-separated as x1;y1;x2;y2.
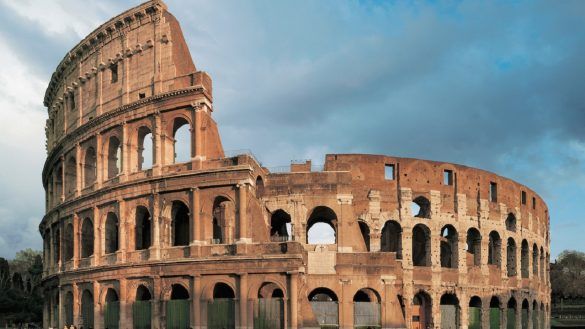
46;116;192;207
53;197;237;264
57;281;285;329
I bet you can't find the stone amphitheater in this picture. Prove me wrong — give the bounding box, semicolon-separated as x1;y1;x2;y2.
40;1;551;328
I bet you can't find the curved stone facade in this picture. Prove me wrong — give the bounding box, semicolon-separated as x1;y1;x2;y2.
40;1;551;329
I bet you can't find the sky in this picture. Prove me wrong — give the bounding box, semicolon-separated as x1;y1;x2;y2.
0;0;584;259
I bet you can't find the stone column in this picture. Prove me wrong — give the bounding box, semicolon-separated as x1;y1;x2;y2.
73;214;80;269
48;227;54;274
96;132;103;189
339;278;352;329
480;235;490;276
288;272;298;329
190;188;201;245
459;290;469;329
72;283;80;327
153;277;162;329
60;156;66;203
238;273;248;329
431;291;441;329
119;278;129;329
76;143;82;197
192;275;201;329
152;113;162;176
193;105;204;160
93;281;102;329
370;231;382;252
481;299;490;329
237;183;250;243
151;194;161;260
93;206;101;267
458;234;468;273
118;199;127;262
121;121;129;181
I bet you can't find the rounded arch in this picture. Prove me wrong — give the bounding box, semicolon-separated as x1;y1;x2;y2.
506;213;517;232
413;290;432;329
105;288;119;303
412;195;431;218
412;224;431;266
171;200;190;246
106;135;122;179
213;282;235;299
257;282;285;299
353;288;381;303
306;206;337;244
488;231;502;267
65;156;76;197
490;296;501;308
521;239;530;278
440;293;459;305
255;176;265;198
64;223;74;261
381;220;402;258
64;291;74;326
81;217;94;258
507;296;517;310
466;227;482;266
308;287;338;302
170;283;190;300
136;284;152;301
212;196;235;244
469;296;482;308
83;146;97;187
136;125;153;171
358;220;371;251
81;289;94;329
532;243;539;276
270;209;291;242
104;212;119;254
172;116;191;164
440;224;458;268
135;206;152;250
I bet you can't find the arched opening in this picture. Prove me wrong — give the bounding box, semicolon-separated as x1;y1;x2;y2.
209;283;236;329
135;206;152;250
358;221;371;252
412;224;431;266
104;288;120;329
539;247;545;279
532;300;539;329
440;225;458;268
64;224;73;261
55;165;64;202
107;136;122;179
53;229;60;265
469;296;482;329
490;296;502;329
104;212;119;254
65;156;76;197
173;117;191;164
413;291;432;329
81;289;94;329
412;196;431;218
507;238;517;277
212;197;234;244
137;126;153;171
507;297;517;329
256;283;284;329
134;285;152;329
532;244;539;276
256;176;265;198
353;288;381;328
380;220;402;259
466;228;482;267
81;217;94;258
309;288;339;327
64;291;74;326
306;206;337;244
506;213;517;232
488;231;502;267
171;201;190;246
540;303;545;329
440;293;460;329
84;146;97;187
270;210;291;242
167;284;190;329
521;239;529;278
521;299;529;329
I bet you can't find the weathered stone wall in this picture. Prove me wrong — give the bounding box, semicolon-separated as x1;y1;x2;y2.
40;1;550;329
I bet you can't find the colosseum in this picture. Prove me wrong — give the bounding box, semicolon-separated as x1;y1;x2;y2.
39;1;551;329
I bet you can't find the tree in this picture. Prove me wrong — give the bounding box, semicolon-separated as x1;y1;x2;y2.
551;250;585;299
0;257;9;289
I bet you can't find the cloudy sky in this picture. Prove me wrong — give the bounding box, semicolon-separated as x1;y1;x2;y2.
0;0;584;259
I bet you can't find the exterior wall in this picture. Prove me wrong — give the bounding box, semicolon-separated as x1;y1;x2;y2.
40;1;551;329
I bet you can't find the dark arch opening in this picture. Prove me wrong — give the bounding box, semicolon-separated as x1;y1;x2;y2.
306;206;337;244
412;196;431;218
137;126;153;170
256;176;265;198
107;136;122;179
135;206;152;250
81;290;94;329
212;196;234;244
506;213;517;232
64;224;73;261
466;228;482;267
136;285;152;301
170;284;190;300
353;288;380;303
272;289;284;298
64;291;74;326
507;238;517;277
104;212;119;254
380;220;402;258
490;296;501;308
106;288;119;303
213;283;235;299
532;244;539;276
173;117;191;164
521;239;529;278
440;225;458;268
308;287;338;302
270;209;291;242
171;201;190;246
81;217;94;258
84;146;97;187
469;296;482;308
358;221;371;251
65;156;76;197
488;231;502;267
412;224;431;266
413;291;432;328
